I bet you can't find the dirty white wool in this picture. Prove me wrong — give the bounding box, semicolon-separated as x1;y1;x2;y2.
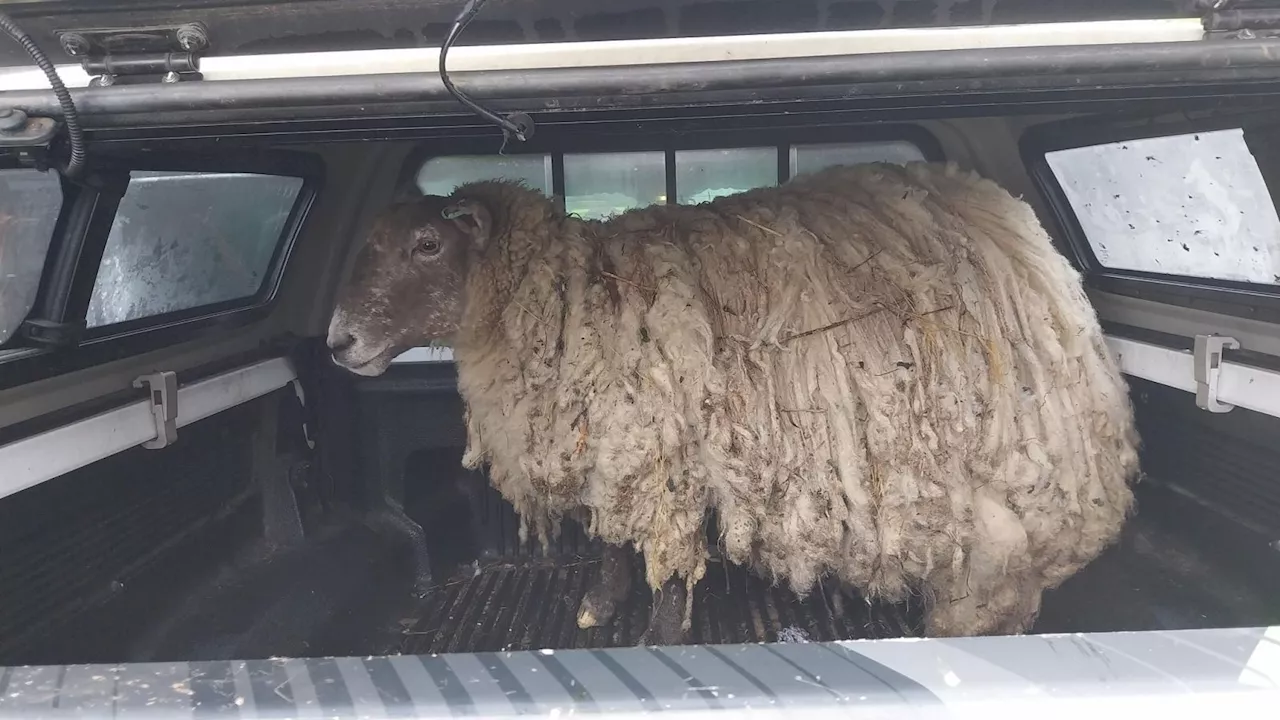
450;163;1139;636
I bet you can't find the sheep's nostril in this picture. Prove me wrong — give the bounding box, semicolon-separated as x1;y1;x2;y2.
327;332;355;353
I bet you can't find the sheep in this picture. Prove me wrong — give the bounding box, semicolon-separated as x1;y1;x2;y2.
327;162;1139;643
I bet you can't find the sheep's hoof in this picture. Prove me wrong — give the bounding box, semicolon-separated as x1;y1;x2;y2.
638;578;687;646
577;544;633;629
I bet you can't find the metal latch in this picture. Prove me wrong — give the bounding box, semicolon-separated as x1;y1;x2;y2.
1194;334;1240;413
57;23;209;86
134;371;178;449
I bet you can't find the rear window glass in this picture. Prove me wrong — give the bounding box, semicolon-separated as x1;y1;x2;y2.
417;154;552;196
1046;129;1280;285
86;171;303;328
791;140;926;175
398;138;929;364
676;147;777;204
0;169;63;345
564;151;667;220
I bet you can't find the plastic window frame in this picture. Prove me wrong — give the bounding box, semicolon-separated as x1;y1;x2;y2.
0;150;322;390
80;156;320;342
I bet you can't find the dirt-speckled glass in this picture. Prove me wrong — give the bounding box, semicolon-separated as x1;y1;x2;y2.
1048;129;1280;285
86;171;302;328
0;169;63;345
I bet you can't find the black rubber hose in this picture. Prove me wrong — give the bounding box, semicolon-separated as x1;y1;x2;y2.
0;11;86;178
439;0;533;142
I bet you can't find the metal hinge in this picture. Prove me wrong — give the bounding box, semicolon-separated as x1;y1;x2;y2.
1197;0;1280;39
1194;334;1240;413
56;23;209;86
134;371;178;449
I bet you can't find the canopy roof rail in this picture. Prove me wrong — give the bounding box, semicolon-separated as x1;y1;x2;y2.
0;18;1213;92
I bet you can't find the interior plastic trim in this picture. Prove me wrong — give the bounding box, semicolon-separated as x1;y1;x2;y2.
1107;335;1280;418
0;357;296;501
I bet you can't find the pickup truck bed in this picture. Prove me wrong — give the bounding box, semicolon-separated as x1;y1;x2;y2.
6;396;1275;666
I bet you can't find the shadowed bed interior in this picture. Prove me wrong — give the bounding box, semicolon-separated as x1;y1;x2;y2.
2;347;1278;666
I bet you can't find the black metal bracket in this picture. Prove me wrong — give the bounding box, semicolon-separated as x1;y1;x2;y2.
20;318;85;348
0;108;59;168
0;109;58;147
1199;0;1280;38
56;22;208;86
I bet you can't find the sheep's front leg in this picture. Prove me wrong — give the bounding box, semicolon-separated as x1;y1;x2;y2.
638;577;688;646
577;543;634;629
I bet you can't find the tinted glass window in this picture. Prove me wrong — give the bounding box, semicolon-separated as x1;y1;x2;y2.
87;171;302;328
676;147;777;204
790;140;926;176
0;170;63;345
1046;129;1280;284
564;152;666;220
417;154;552;196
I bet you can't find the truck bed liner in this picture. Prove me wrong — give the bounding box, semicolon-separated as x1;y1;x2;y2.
399;557;918;655
7;469;1278;666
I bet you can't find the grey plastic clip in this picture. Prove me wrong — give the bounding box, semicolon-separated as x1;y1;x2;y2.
1194;334;1240;413
134;371;178;449
291;379;315;450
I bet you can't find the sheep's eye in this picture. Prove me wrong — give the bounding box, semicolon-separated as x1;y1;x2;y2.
415;240;441;257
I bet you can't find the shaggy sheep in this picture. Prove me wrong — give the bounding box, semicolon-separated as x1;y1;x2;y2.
328;162;1139;641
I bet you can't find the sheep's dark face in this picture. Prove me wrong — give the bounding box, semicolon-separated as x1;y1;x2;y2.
327;196;491;376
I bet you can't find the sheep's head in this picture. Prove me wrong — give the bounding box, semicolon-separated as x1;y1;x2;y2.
327;195;491;376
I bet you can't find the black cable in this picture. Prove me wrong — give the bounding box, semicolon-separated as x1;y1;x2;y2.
0;10;85;178
439;0;534;143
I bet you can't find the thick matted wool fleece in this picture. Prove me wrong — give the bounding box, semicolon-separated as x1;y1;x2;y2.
450;163;1139;636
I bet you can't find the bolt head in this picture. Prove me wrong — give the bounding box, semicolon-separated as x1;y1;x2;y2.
162;71;181;83
175;23;208;52
59;33;90;57
0;108;28;132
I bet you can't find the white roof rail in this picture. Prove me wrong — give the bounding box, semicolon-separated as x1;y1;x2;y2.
0;18;1205;92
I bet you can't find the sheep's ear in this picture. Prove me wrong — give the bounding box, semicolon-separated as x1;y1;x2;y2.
442;199;492;250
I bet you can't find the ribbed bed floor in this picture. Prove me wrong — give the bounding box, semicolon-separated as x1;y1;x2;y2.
397;557;920;654
12;476;1278;667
